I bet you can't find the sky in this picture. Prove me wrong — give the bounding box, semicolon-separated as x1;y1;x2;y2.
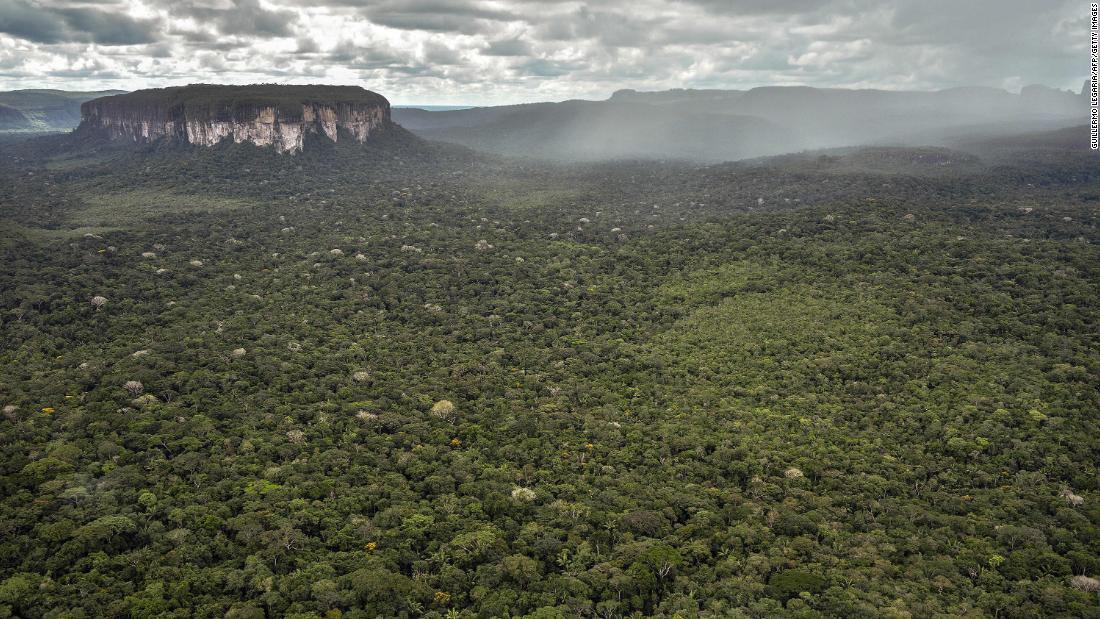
0;0;1089;105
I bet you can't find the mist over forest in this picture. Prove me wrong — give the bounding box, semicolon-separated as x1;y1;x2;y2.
393;84;1088;161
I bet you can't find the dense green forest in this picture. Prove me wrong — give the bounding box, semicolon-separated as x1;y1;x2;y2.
0;132;1098;618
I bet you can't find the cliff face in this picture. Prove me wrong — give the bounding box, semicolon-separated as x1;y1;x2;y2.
78;84;390;153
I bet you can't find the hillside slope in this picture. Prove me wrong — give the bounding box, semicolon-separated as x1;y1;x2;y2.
394;85;1086;162
403;100;797;161
0;89;125;131
0;104;29;130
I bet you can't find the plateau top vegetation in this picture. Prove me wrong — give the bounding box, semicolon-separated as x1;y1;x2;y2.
81;85;390;121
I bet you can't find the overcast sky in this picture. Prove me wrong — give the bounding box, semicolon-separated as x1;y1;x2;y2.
0;0;1088;104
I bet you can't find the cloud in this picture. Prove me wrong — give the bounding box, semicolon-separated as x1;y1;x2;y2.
0;0;67;44
0;0;1086;105
57;7;160;45
679;0;838;16
295;37;320;54
483;37;531;56
515;57;580;77
422;41;463;65
161;0;297;38
0;0;160;45
361;0;517;34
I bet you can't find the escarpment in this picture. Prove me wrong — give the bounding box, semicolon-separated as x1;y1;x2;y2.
77;84;391;153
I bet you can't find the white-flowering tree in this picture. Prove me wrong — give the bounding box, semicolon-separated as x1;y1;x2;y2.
1071;575;1100;592
511;487;537;503
1061;488;1085;507
430;399;456;423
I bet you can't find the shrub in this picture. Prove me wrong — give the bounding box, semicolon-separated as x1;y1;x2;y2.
767;569;826;601
620;510;668;537
131;394;159;408
773;512;818;537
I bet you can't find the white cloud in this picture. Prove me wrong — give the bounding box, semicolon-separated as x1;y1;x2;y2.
0;0;1086;104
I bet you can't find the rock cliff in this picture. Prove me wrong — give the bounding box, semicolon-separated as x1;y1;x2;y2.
78;84;390;153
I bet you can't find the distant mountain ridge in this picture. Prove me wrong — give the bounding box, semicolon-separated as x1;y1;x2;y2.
401;99;795;161
5;83;1088;161
0;89;125;131
394;84;1086;162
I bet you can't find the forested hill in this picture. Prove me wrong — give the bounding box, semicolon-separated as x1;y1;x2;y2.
392;85;1086;162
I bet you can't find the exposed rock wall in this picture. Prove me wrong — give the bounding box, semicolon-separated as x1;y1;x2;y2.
78;85;390;153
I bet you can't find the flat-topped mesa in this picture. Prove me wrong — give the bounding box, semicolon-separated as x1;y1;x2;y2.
78;84;391;154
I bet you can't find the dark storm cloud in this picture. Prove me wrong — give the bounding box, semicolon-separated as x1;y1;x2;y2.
368;0;515;21
57;6;160;44
279;0;522;35
367;13;494;34
326;40;410;70
0;0;1086;104
360;0;518;35
161;0;296;38
531;7;658;46
0;0;66;43
680;0;838;15
0;0;160;45
483;38;531;57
